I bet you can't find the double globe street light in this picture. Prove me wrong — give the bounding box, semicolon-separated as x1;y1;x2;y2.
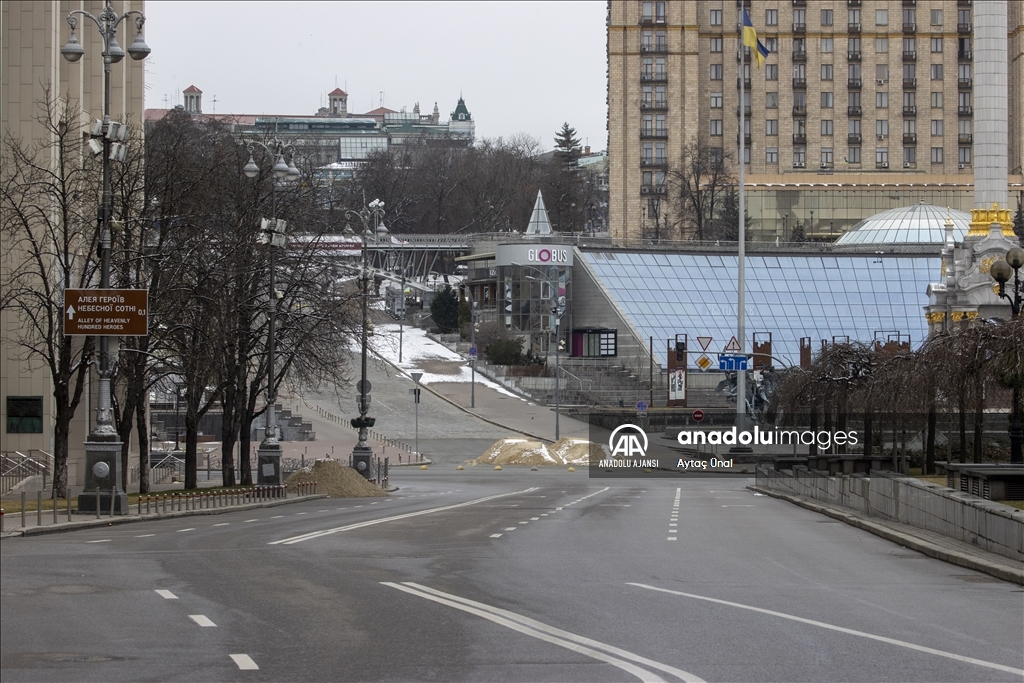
989;246;1024;465
243;141;300;484
62;1;149;513
345;199;388;477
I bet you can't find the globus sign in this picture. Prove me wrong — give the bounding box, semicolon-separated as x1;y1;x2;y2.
495;243;574;268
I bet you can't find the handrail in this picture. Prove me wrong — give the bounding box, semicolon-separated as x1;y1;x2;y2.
556;366;592;392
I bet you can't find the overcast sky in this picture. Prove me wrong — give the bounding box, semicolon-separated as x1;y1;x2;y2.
143;1;608;152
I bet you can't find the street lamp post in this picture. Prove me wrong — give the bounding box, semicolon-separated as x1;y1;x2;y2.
345;199;387;477
62;1;150;514
990;246;1024;464
243;140;300;485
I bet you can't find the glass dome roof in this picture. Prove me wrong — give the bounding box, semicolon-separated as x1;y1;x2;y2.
834;202;969;247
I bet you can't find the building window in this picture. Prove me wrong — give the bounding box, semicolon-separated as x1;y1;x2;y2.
794;91;807;110
849;8;861;26
744;146;751;164
794;37;806;54
794;148;806;165
931;64;943;80
876;64;889;81
904;147;916;165
821;119;833;135
710;36;723;53
711;92;723;108
821;92;834;108
6;396;43;433
931;92;943;108
848;147;861;163
931;9;943;26
876;147;889;164
876;91;888;108
850;119;861;136
959;91;971;110
931;146;943;163
848;36;861;54
766;91;778;108
904;37;917;55
821;64;833;81
931;119;943;136
931;37;943;53
766;64;778;81
876;119;889;137
821;9;833;26
766;119;778;135
904;8;916;26
903;91;916;109
710;64;723;80
710;9;722;25
821;148;834;166
876;37;889;53
765;36;778;52
710;119;723;136
959;63;971;81
655;142;666;164
876;9;888;25
766;147;778;163
642;142;653;163
710;147;724;167
959;146;971;164
821;37;833;53
766;9;778;26
850;90;862;108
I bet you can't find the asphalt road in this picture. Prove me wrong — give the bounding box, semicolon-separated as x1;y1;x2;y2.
2;468;1022;682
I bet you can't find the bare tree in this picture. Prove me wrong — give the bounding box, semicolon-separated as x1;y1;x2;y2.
668;138;734;241
1;92;100;497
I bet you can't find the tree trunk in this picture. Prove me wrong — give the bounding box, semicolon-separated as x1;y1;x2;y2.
926;402;937;475
958;394;967;464
239;414;254;485
136;400;150;494
185;404;199;489
52;413;71;499
973;385;984;464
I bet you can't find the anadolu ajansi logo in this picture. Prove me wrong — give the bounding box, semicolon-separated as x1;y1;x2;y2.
608;424;648;458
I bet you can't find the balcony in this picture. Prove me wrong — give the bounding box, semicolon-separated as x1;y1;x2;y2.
639;14;667;26
792;77;807;88
848;78;862;89
903;77;917;89
957;0;970;5
793;134;807;144
903;50;917;61
903;0;916;5
640;128;669;139
959;105;973;115
737;106;752;117
848;22;861;33
736;134;752;145
847;50;862;61
640;100;669;111
640;72;669;83
903;22;917;33
736;0;751;6
903;105;917;116
640;42;669;54
736;78;751;89
959;50;972;60
958;77;972;89
958;22;971;33
793;22;806;33
792;0;806;5
640;185;668;195
847;0;861;6
848;105;862;116
876;161;891;169
958;133;973;144
793;105;807;116
903;133;917;143
640;157;669;167
792;50;807;62
848;134;862;144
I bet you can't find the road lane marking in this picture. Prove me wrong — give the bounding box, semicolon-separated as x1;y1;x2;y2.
297;512;308;515
155;590;178;600
504;527;517;531
490;533;502;538
86;539;110;543
230;654;259;670
531;517;540;520
627;583;1024;676
667;537;677;541
212;523;229;527
135;534;155;538
519;521;529;525
188;615;216;627
272;515;284;518
384;582;705;683
244;519;258;523
270;487;541;545
721;505;754;508
177;528;195;532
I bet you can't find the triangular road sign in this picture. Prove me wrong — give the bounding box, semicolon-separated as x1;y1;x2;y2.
697;336;713;351
724;336;742;352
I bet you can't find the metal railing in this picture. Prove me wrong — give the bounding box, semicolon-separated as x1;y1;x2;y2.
150;454;185;485
1;450;53;495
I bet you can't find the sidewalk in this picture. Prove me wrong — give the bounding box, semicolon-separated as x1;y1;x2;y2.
748;484;1024;585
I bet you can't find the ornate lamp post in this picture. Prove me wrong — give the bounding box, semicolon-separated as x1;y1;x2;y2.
62;1;150;514
345;199;387;477
243;140;300;484
990;246;1024;464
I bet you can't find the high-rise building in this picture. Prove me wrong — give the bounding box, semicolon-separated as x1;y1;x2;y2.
1;1;146;486
607;0;1024;242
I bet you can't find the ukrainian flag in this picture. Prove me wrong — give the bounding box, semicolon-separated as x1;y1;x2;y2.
742;9;771;68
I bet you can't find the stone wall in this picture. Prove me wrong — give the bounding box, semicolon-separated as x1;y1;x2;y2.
756;465;1023;561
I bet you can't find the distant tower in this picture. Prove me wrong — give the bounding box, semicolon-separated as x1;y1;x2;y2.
432;102;440;125
525;191;553;235
448;97;475;142
328;88;348;117
183;85;202;114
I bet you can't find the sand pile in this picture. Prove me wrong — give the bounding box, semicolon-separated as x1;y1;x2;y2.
285;459;388;498
472;438;595;466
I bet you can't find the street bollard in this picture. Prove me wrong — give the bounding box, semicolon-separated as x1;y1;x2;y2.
0;510;4;532
109;488;115;517
95;490;100;519
37;490;43;526
138;494;142;516
314;480;317;495
21;491;26;527
145;496;150;515
53;489;58;524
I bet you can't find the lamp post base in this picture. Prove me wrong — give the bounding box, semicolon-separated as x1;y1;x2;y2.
352;444;372;479
78;440;127;514
256;443;283;485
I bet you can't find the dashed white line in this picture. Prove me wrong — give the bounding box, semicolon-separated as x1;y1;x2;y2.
188;614;217;627
271;515;284;519
155;589;178;600
296;512;308;515
530;517;540;520
518;521;529;525
135;534;155;538
212;523;229;527
86;539;111;543
319;509;329;512
244;519;258;523
667;537;677;541
490;533;503;538
177;528;195;533
504;527;517;531
230;654;259;670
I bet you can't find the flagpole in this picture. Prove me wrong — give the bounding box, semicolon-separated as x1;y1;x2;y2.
736;10;747;429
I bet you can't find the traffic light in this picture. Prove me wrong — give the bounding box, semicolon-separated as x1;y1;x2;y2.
675;340;686;361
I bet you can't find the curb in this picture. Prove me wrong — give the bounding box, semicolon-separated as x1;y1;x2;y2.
748;485;1024;586
1;494;329;538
